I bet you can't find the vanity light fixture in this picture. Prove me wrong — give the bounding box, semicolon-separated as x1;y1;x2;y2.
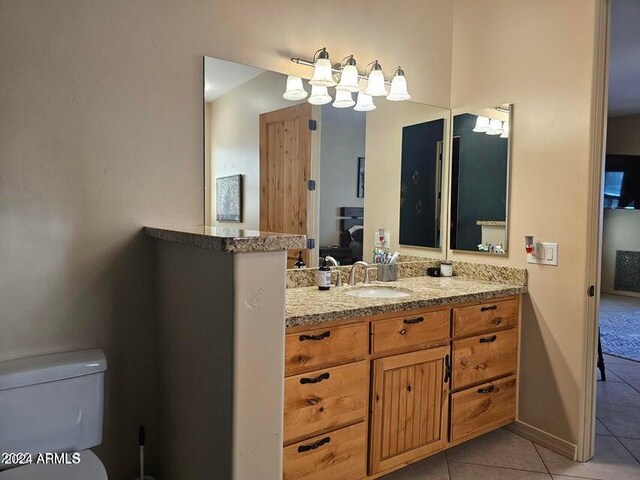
336;56;360;92
386;67;411;101
364;60;388;97
500;121;509;138
309;48;336;87
486;118;504;135
354;91;376;111
472;116;491;132
333;90;355;108
283;75;308;101
308;85;332;105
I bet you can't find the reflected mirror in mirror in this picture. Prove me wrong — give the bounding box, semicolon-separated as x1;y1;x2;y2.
449;104;511;254
203;55;450;268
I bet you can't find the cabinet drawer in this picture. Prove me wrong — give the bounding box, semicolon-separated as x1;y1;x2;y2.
283;422;367;480
452;327;517;390
284;361;368;444
450;375;517;442
285;323;368;375
453;298;519;337
371;309;450;355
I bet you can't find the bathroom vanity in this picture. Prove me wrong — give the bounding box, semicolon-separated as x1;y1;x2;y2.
283;276;525;480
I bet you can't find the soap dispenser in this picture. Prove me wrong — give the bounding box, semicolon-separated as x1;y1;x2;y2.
317;258;331;291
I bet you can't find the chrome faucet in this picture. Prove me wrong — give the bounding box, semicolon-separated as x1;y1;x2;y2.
324;256;342;287
349;261;372;286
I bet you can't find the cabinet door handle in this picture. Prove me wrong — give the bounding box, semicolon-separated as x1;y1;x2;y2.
404;317;424;324
297;436;331;453
479;335;498;343
300;372;330;385
444;354;451;384
299;331;331;342
481;305;498;311
478;385;496;394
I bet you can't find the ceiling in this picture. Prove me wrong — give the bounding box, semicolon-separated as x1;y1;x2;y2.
608;0;640;117
204;57;264;103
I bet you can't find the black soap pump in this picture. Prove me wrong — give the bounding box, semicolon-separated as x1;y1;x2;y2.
294;251;306;269
317;258;331;290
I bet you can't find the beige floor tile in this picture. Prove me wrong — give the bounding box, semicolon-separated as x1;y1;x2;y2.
604;354;640;366
618;437;640;463
596;403;640;438
595;418;612;436
448;462;551;480
535;436;640;480
446;428;547;472
378;452;449;480
602;368;625;382
608;363;640;384
597;380;640;407
552;476;598;480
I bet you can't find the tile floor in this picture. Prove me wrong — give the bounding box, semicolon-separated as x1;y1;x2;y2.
380;354;640;480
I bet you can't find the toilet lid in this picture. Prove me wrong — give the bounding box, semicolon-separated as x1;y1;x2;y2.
0;450;107;480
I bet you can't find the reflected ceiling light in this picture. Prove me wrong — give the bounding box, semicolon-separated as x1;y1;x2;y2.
354;91;376;111
386;67;411;101
500;121;509;138
336;56;360;92
333;90;355;108
365;60;388;97
282;75;308;101
486;118;504;135
308;85;331;105
309;47;336;87
472;116;490;132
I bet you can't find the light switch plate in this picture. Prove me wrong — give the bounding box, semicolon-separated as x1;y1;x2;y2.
527;242;558;266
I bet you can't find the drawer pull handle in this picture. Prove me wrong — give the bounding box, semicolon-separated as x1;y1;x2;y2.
478;385;496;394
481;305;498;311
399;328;407;336
297;436;331;453
479;335;498;343
404;317;424;324
299;331;331;342
492;317;503;326
300;372;330;385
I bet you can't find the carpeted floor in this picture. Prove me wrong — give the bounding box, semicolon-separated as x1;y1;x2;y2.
600;294;640;362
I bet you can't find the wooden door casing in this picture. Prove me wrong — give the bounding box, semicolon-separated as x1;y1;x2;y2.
259;103;312;268
369;346;450;475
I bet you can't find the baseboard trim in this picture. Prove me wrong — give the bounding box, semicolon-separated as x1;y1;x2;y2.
507;421;577;461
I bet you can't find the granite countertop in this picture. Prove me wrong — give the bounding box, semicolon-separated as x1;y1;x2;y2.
286;276;527;328
144;225;306;253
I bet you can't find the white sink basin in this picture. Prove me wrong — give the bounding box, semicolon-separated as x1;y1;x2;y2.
345;287;411;299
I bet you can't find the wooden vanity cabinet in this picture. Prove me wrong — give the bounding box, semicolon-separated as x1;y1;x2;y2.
283;295;520;480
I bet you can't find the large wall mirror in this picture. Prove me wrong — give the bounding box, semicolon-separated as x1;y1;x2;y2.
203;55;450;268
449;104;512;254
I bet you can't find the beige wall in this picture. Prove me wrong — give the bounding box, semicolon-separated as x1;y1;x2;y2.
207;70;295;229
601;209;640;298
364;100;449;259
450;0;602;447
607;113;640;154
0;1;454;477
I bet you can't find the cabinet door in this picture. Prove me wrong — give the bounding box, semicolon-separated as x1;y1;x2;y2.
369;346;450;475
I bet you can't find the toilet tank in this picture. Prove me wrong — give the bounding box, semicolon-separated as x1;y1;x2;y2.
0;349;107;458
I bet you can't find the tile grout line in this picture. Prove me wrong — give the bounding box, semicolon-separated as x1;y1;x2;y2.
446;458;551;476
611;434;640;465
532;441;554;478
444;449;452;480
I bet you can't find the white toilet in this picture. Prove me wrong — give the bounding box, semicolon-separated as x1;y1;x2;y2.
0;349;108;479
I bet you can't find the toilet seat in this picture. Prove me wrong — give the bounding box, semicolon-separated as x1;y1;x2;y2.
0;450;107;480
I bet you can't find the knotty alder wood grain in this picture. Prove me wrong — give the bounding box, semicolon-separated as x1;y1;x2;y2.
284;361;368;444
371;309;450;355
369;346;449;474
453;298;519;337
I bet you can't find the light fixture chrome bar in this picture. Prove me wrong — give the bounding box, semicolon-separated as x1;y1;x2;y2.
291;57;392;85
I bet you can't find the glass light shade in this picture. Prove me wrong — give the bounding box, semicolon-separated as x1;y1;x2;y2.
308;85;331;105
365;69;388;96
486;118;504;135
283;75;308;101
354;91;376;111
500;121;509;138
332;90;355;108
472;116;490;132
309;58;336;87
336;64;360;92
386;74;411;101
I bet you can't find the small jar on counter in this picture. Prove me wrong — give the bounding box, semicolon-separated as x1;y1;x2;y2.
440;260;453;277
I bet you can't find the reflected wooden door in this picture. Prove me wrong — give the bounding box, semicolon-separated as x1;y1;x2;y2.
259;103;312;267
